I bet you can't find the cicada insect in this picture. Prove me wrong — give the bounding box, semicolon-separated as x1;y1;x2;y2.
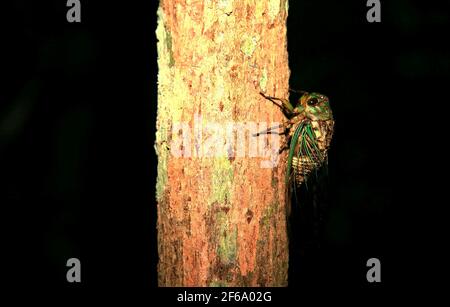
257;90;334;189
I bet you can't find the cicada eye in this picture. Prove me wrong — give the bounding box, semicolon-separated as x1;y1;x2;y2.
307;97;319;106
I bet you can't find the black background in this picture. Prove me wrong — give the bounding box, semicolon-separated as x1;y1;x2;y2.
2;0;448;300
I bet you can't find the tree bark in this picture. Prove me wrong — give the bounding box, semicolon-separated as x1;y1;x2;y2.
155;0;290;286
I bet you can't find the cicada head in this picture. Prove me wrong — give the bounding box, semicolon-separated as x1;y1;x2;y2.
295;92;333;121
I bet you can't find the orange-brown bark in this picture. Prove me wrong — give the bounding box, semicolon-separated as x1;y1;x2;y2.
156;0;290;286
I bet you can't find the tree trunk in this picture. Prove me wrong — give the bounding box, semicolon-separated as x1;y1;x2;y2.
155;0;290;287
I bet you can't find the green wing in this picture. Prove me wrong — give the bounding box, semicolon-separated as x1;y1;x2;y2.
286;121;304;187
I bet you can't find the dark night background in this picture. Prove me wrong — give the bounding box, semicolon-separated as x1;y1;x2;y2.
2;0;447;299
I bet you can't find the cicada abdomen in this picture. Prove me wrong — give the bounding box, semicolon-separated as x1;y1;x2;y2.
289;118;334;187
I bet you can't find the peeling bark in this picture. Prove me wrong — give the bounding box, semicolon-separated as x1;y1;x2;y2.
156;0;290;286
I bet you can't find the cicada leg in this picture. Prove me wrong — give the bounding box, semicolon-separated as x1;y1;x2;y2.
259;92;295;115
252;121;293;154
278;137;290;154
253;120;293;137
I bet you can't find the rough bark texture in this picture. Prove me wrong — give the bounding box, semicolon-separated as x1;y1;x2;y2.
156;0;290;286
